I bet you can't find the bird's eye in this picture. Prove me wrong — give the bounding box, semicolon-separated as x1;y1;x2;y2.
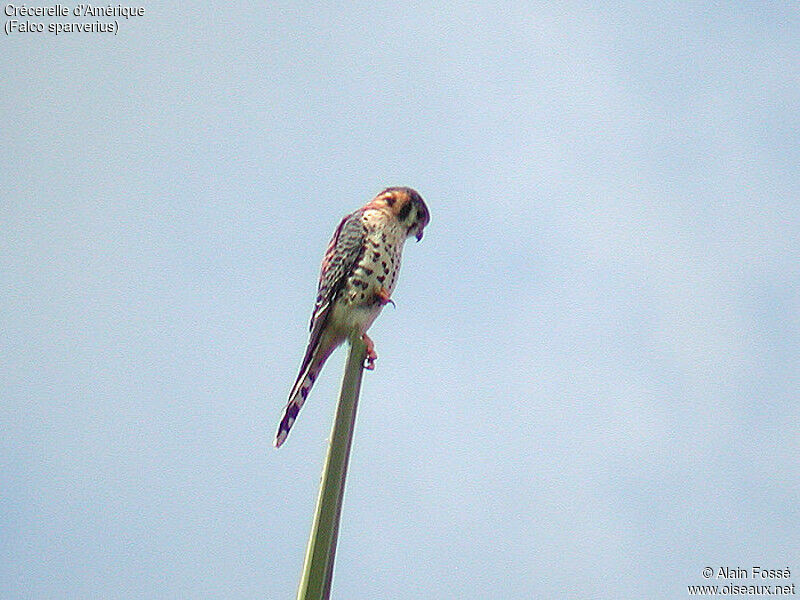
385;196;396;207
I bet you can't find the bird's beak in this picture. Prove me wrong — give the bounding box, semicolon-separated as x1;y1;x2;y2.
416;229;424;242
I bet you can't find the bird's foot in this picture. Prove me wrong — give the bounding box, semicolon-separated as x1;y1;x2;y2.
362;333;378;370
376;286;395;307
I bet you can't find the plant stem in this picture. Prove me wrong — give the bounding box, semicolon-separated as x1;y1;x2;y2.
296;336;366;600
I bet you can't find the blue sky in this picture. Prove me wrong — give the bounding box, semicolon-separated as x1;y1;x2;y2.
2;3;798;598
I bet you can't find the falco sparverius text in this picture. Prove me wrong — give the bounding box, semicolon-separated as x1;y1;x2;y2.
274;187;430;448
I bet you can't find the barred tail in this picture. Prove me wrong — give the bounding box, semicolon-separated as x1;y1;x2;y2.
273;366;318;448
274;336;340;448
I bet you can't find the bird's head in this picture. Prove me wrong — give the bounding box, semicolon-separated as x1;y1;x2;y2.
373;186;430;241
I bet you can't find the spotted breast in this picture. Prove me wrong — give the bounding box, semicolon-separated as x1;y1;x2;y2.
328;208;406;334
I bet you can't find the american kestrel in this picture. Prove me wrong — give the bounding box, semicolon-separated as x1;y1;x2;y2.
274;187;430;448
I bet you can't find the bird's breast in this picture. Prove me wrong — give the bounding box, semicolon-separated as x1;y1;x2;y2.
332;219;407;334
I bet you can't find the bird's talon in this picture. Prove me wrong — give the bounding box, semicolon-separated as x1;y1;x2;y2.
361;333;378;371
376;286;395;307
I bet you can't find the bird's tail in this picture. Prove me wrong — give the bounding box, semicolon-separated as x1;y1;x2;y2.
274;336;340;448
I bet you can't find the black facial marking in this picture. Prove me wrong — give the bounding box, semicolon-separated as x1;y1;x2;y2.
397;202;412;221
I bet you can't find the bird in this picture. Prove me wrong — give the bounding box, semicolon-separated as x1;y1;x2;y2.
274;187;430;448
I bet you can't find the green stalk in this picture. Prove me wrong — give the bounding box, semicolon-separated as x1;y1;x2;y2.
296;336;367;600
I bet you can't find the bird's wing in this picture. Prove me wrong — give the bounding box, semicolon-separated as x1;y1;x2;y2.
293;209;367;396
274;210;367;448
